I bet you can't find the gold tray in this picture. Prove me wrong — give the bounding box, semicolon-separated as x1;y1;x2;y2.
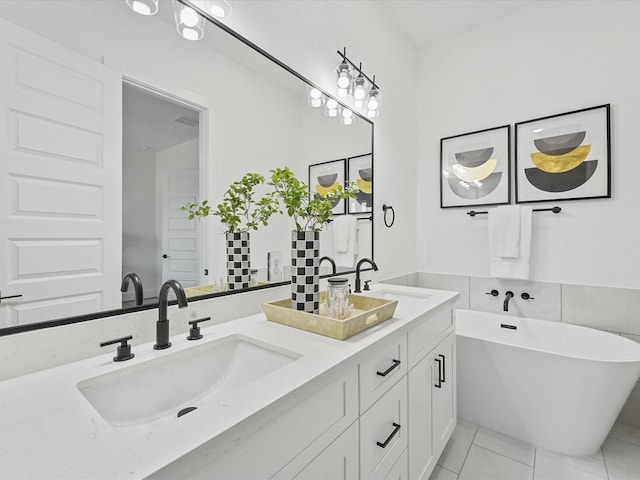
262;292;398;340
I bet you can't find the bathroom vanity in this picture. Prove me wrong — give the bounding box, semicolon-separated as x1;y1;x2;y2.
0;285;458;479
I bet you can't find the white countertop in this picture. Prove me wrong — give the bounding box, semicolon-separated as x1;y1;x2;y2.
0;284;458;479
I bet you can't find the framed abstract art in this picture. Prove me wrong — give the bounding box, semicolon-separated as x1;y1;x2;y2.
515;104;611;203
308;158;346;215
347;153;373;214
440;125;511;208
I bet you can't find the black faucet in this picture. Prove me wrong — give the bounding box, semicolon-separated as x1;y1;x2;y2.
121;272;144;306
154;280;188;350
503;291;514;312
354;258;378;293
319;256;337;274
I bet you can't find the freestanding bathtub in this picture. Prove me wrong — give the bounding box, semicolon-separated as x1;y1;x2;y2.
457;309;640;456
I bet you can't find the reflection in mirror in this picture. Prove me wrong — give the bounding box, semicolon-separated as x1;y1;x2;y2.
0;0;373;335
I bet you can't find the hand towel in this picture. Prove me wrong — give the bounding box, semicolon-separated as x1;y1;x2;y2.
333;216;358;268
489;206;532;279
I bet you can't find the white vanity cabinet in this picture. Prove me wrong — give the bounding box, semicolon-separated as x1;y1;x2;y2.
407;307;457;480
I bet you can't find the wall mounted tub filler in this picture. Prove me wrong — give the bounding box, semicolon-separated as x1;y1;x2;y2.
503;290;514;311
354;257;378;293
154;280;188;350
120;272;144;306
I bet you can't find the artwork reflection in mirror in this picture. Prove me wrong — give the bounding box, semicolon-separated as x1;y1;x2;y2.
0;0;373;334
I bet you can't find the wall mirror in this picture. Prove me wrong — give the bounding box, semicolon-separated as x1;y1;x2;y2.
0;0;374;336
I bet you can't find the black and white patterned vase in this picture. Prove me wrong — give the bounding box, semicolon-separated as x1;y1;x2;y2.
226;232;250;290
290;230;320;313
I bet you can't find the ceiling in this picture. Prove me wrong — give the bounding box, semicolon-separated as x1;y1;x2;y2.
378;0;534;48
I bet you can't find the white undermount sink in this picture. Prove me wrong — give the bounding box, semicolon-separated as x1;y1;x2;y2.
369;288;432;302
77;334;301;427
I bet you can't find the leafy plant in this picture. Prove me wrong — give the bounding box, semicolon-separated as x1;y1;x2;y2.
181;172;279;233
268;167;358;231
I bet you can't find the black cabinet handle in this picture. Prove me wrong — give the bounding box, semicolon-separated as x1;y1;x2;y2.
187;316;212;340
0;293;23;304
376;423;401;448
434;358;442;388
376;359;401;377
439;354;446;383
100;335;134;362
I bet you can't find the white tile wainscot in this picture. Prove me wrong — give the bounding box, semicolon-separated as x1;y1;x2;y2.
0;284;458;479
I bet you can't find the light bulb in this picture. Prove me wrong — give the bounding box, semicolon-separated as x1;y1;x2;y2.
354;98;364;109
126;0;158;15
337;88;348;98
367;97;379;110
180;7;199;27
337;72;350;89
310;98;322;108
326;99;338;109
181;27;200;41
209;5;224;16
309;88;322;99
367;110;378;118
203;0;233;18
353;85;366;101
342;109;353;119
327;109;338;117
341;117;353;126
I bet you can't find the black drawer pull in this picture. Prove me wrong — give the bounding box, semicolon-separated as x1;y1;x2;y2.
434;358;442;388
439;354;446;383
376;359;401;377
376;422;401;448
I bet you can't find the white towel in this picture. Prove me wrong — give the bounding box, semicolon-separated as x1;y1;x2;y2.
333;216;358;268
489;206;532;279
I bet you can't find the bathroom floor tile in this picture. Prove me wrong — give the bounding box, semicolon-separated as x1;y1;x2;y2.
608;422;640;447
534;448;607;480
473;426;536;466
459;445;533;480
437;419;478;474
429;465;459;480
603;437;640;480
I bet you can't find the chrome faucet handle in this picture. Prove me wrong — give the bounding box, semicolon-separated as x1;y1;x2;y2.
100;335;135;362
187;316;212;340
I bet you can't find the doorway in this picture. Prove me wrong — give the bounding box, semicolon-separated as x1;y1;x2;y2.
122;82;202;306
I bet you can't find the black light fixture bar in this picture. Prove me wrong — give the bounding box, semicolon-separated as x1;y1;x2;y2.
337;47;379;89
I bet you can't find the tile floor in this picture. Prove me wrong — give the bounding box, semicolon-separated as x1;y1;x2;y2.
430;419;640;480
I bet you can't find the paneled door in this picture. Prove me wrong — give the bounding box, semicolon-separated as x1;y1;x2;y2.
0;18;122;328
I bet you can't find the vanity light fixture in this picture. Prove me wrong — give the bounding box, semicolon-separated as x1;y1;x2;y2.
307;86;325;108
125;0;159;15
201;0;233;18
173;0;206;41
335;47;381;118
340;108;354;126
325;98;340;117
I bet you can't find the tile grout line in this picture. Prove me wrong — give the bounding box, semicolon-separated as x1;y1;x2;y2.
457;424;479;477
471;443;536;470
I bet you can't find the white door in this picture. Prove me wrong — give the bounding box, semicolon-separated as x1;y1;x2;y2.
0;18;121;328
159;167;199;288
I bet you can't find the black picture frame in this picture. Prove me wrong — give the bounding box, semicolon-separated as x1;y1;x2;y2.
308;158;347;215
440;125;511;208
515;104;611;204
347;153;373;214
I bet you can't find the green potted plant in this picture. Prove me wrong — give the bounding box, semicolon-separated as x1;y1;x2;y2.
181;172;279;290
268;167;358;313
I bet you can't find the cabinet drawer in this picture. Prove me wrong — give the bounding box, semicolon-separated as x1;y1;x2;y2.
408;306;454;368
360;335;407;413
360;377;408;480
384;448;408;480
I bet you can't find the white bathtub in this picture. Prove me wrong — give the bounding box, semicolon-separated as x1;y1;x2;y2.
457;309;640;456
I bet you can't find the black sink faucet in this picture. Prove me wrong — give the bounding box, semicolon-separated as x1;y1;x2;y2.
319;256;337;274
503;291;514;312
154;280;188;350
121;272;144;306
354;258;378;293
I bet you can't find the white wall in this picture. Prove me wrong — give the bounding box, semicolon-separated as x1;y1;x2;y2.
223;0;419;278
417;1;640;288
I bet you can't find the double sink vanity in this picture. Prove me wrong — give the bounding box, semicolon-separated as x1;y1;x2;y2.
0;284;458;479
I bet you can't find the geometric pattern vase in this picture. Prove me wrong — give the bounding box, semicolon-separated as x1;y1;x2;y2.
226;231;250;290
291;230;319;313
